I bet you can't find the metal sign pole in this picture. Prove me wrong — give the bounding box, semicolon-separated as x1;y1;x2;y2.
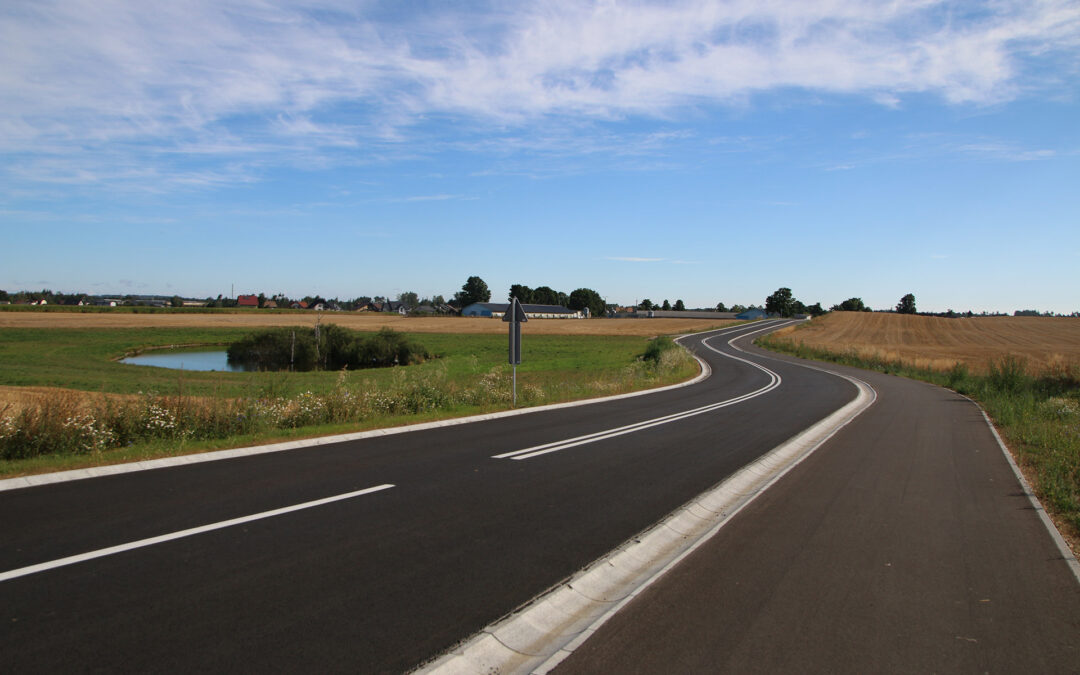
504;297;527;408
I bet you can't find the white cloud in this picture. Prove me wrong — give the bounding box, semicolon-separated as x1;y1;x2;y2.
1;0;1078;187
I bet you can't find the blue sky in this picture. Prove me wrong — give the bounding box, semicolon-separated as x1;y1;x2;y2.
2;0;1078;313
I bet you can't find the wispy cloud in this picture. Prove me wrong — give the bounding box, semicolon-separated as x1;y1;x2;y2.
2;0;1078;191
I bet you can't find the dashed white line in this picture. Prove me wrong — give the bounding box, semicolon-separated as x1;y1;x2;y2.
0;483;395;583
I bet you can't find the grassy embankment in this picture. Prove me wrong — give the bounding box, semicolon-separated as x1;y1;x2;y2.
759;313;1080;542
0;326;697;476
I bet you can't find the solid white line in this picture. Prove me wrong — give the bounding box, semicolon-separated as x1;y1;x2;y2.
0;483;395;583
974;404;1080;584
494;321;791;461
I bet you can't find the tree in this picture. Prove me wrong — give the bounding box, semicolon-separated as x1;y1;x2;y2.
674;299;686;311
896;293;917;314
532;286;560;306
398;291;420;309
568;288;605;318
453;276;491;307
716;302;727;312
661;299;671;310
765;287;795;317
639;299;655;311
730;304;747;313
832;297;870;312
807;302;826;317
170;295;183;308
509;284;534;303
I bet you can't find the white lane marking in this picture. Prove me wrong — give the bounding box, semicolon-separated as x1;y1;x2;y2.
494;321;794;461
0;484;395;583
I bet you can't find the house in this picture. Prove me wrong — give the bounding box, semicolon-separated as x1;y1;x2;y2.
262;300;278;309
237;294;259;308
290;301;309;310
736;308;768;320
460;302;583;319
382;301;409;316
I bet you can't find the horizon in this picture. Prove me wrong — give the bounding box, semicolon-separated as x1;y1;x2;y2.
2;1;1078;314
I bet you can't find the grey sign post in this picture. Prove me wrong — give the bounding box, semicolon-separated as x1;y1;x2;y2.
503;297;528;406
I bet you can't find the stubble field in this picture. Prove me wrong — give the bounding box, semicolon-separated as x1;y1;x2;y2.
770;311;1080;374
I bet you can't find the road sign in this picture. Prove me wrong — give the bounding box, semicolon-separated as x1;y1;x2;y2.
502;298;529;324
504;298;527;405
509;322;522;366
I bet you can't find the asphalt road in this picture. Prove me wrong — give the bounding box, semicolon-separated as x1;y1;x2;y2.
0;320;907;672
556;342;1080;673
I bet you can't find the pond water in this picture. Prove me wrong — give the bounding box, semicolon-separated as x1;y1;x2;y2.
121;349;254;372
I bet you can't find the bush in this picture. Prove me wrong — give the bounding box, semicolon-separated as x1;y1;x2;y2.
227;326;429;371
643;336;676;364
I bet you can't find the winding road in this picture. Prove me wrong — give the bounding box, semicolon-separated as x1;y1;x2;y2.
2;321;1076;672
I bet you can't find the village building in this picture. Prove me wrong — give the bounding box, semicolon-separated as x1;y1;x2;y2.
460;302;583;319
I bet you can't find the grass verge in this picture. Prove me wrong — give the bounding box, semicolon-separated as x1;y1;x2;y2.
759;331;1080;547
0;333;697;477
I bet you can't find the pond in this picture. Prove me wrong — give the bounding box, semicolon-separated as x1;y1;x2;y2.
121;349;254;372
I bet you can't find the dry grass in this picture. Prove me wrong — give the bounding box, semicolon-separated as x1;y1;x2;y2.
775;312;1080;374
0;311;736;337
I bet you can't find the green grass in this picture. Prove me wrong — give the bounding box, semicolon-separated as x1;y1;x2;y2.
0;327;669;397
759;331;1080;539
0;328;698;475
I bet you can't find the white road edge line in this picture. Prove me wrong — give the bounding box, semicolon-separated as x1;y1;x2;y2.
414;334;876;675
1;324;796;492
973;402;1080;584
493;321;792;461
0;483;395;583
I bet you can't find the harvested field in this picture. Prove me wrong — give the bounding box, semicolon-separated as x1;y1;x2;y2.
774;312;1080;374
0;386;128;414
0;311;735;337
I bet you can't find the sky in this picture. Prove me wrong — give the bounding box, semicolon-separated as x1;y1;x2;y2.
2;0;1078;314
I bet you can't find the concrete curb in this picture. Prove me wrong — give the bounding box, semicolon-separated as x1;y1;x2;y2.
0;332;727;493
414;370;876;675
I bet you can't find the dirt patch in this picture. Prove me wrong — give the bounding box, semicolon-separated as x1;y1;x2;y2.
0;311;737;337
779;312;1080;374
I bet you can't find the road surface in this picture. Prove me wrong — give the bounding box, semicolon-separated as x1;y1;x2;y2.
6;321;1074;672
555;341;1080;673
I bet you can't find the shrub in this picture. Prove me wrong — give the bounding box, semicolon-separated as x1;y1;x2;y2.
227;326;429;371
643;336;676;364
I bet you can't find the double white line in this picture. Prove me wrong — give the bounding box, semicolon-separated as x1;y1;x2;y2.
494;321;794;461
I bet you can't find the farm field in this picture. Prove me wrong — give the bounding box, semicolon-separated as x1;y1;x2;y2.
771;311;1080;374
0;309;735;337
